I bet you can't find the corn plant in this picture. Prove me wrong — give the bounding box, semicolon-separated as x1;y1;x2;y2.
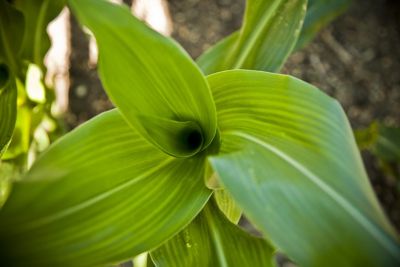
0;0;399;266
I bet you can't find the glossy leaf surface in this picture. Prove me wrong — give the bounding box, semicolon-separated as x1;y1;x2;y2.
151;201;274;267
197;0;306;74
0;109;211;267
69;0;217;157
208;70;400;267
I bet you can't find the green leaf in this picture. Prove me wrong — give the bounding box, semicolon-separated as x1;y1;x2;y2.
13;0;66;67
0;78;17;157
0;162;20;207
0;0;24;73
68;0;217;157
373;125;400;163
151;200;275;267
2;78;32;160
295;0;352;49
214;189;242;224
208;70;400;267
0;109;211;267
197;0;307;74
0;1;24;157
2;104;31;160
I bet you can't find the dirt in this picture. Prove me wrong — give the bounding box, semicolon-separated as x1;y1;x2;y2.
67;0;400;231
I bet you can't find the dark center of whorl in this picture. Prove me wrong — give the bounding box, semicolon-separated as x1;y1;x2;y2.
0;63;10;89
179;127;204;154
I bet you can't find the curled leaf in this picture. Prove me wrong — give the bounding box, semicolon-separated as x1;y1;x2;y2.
68;0;217;158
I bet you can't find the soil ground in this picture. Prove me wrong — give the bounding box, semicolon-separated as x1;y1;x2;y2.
67;0;400;232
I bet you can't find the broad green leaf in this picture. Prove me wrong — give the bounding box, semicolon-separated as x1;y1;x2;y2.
151;200;275;267
68;0;217;157
13;0;66;67
295;0;352;49
0;109;211;267
0;77;17;157
208;70;400;267
197;0;307;74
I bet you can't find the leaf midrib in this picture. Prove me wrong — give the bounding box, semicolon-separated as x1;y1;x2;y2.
204;205;228;267
19;157;174;231
233;0;282;68
228;130;399;259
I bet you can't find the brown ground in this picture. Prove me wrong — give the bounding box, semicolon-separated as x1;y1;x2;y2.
67;0;400;232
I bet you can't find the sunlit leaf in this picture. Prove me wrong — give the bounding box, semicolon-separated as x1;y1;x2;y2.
132;253;150;267
151;200;274;267
13;0;66;67
208;70;400;267
2;104;31;160
0;109;211;267
68;0;217;157
295;0;352;49
214;189;242;224
26;64;46;103
197;0;307;74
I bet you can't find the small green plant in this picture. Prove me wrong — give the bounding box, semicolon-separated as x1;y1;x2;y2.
0;0;65;179
0;0;398;266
